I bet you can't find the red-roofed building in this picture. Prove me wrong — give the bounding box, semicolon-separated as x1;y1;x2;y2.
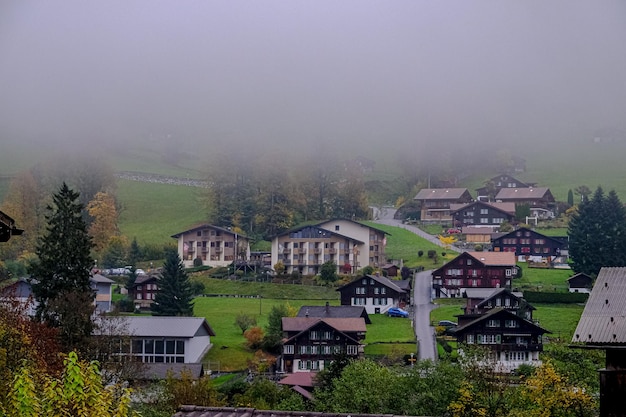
432;251;517;298
413;188;473;223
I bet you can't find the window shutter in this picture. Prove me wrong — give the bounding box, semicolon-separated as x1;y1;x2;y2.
496;334;501;344
477;334;483;344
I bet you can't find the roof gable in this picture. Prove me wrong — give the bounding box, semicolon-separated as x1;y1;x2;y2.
273;224;365;243
336;274;407;294
450;201;516;216
454;308;549;334
296;305;372;324
495;187;554;201
281;317;367;333
414;188;472;201
98;316;216;337
493;228;566;246
171;224;247;240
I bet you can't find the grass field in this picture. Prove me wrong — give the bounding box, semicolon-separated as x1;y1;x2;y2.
192;296;415;371
514;263;572;292
191;276;340;300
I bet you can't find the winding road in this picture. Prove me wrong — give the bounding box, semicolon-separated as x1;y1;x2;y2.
371;207;447;361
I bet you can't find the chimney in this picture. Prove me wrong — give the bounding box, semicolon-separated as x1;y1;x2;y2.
305;309;309;318
325;301;330;314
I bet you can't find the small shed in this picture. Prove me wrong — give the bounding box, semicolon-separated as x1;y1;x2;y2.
567;272;593;293
381;263;399;277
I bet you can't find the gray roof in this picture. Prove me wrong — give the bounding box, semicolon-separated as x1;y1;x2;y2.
173;406;424;417
572;267;626;345
91;273;115;284
139;363;204;380
101;316;216;337
495;187;552;200
297;305;371;324
414;188;470;200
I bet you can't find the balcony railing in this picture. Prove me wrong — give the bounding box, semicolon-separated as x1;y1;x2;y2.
313;248;321;254
283;249;291;254
328;248;337;254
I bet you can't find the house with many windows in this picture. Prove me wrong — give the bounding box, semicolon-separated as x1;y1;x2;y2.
494;187;556;219
450;201;516;229
278;317;366;373
337;274;410;314
271;219;388;275
172;224;251;268
475;174;536;202
462;288;535;321
413;188;473;223
297;303;371;324
491;229;568;263
452;307;549;373
432;252;517;298
130;274;160;310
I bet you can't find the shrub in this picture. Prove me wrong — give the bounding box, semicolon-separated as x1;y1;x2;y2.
193;257;203;267
474;244;483;251
427;250;436;258
418;250;424;257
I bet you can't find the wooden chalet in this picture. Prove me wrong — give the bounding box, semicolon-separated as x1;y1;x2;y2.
432;251;517;298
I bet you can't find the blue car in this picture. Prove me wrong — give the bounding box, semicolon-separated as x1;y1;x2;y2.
387;307;409;318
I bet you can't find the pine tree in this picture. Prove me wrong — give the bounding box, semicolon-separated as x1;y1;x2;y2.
28;182;95;353
568;186;626;275
151;250;194;316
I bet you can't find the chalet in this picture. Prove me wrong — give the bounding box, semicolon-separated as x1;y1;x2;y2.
475;174;536;202
278;372;317;401
0;277;36;316
452;308;549;373
494;187;556;218
463;227;498;245
337;274;410;314
462;288;534;321
171;224;251;268
0;210;23;242
491;229;568;263
432;251;517;298
450;201;516;229
571;267;626;417
381;263;399;277
567;272;594;293
131;274;160;310
413;188;473;223
279;317;366;373
271;219;389;275
297;303;371;324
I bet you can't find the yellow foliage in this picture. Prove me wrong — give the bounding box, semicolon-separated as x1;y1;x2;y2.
448;382;487;417
438;235;458;247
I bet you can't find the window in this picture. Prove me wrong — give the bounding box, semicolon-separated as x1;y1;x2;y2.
374;287;379;294
362;279;367;285
479;334;500;344
480;218;489;224
466;334;474;344
310;331;320;340
480;208;489;214
467;259;472;265
505;320;518;328
534;239;545;245
323;331;333;340
487;319;500;327
283;345;294;354
347;345;358;355
381;287;386;294
322;346;331;355
335;225;340;231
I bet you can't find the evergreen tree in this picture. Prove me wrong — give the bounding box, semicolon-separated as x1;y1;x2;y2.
567;189;574;207
28;182;95;353
151;250;194;316
568;186;626;275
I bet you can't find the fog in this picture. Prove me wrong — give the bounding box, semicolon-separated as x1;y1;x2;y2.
1;1;626;158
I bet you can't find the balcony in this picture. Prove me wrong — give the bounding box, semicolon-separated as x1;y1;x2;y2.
491;342;543;352
215;247;222;253
298;248;307;254
313;248;321;254
328;248;337;254
283;249;291;254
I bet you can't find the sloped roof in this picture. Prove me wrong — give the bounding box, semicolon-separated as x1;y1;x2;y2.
281;317;366;333
91;273;114;284
174;406;424;417
567;272;593;283
272;224;364;244
449;201;516;215
465;251;516;266
171;224;248;239
453;307;549;334
98;316;216;337
414;188;471;200
138;363;204;380
462;227;498;235
315;218;391;236
278;372;317;387
572;267;626;345
297;305;371;324
336;274;408;294
495;187;552;200
475;288;534;310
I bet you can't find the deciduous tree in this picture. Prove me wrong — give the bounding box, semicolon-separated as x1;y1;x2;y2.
86;191;119;253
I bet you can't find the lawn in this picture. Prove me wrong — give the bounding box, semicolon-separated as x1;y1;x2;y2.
190;276;340;300
117;179;207;246
514;263;572;292
362;222;456;269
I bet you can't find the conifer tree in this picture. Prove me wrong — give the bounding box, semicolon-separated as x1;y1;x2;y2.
151;250;194;316
568;186;626;275
29;182;95;353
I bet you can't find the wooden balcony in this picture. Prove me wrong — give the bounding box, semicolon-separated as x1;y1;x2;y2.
313;248;321;254
298;248;307;254
328;248;337;254
283;249;291;254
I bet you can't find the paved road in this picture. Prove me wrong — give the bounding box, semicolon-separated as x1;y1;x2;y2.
413;269;437;361
371;206;442;361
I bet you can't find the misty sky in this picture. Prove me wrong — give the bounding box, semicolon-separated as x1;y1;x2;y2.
1;1;625;154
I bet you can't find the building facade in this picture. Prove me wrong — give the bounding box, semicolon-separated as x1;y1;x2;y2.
172;224;251;268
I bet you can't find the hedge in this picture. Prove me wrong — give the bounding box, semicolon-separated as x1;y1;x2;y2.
523;291;588;304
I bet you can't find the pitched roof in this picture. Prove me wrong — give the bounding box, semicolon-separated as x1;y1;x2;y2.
281;317;367;333
453;307;549;334
337;274;408;294
414;188;471;200
475;288;534;310
171;224;248;239
174;406;424;417
572;267;626;345
314;218;391;236
296;305;372;324
567;272;593;283
91;273;114;284
272;224;364;243
98;316;216;337
450;201;516;215
495;187;552;200
138;363;204;380
465;251;516;266
278;372;317;387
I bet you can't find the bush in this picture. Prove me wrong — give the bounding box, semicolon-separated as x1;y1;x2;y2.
418;250;424;257
474;244;483;251
427;250;436;258
193;257;203;267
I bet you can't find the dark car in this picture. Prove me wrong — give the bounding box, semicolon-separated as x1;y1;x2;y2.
387;307;410;318
438;320;457;327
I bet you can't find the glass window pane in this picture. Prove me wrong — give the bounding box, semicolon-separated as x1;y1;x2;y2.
155;340;164;354
145;340;154;354
176;340;184;354
166;340;175;354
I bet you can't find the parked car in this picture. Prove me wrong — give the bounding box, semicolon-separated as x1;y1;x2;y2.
135;269;146;275
387;307;409;318
438;320;457;327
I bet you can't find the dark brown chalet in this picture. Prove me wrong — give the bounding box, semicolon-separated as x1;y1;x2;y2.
452;308;549;373
131;274;159;310
571;267;626;417
337;274;411;314
462;288;535;321
413;188;473;223
491;228;568;260
278;317;366;373
476;174;536;202
297;303;372;324
432;251;517;298
567;272;593;293
449;201;516;228
495;187;556;219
